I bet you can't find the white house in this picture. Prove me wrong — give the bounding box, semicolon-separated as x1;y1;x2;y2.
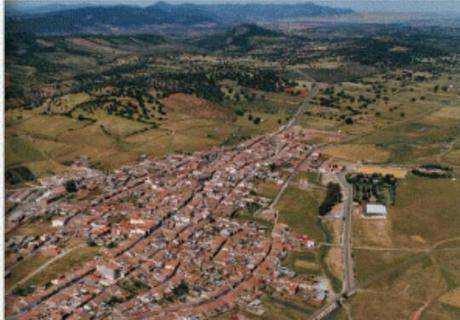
52;216;67;228
97;261;124;281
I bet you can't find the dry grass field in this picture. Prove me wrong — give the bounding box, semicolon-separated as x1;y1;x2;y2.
256;180;282;200
162;93;233;121
349;172;460;320
323;144;390;163
3;114;236;179
390;175;460;248
357;165;408;178
6;89;300;181
9;222;56;237
6;255;52;290
23;246;99;288
349;291;423;320
438;287;460;308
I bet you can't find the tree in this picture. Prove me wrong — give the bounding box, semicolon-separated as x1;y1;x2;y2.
64;180;77;193
319;183;342;215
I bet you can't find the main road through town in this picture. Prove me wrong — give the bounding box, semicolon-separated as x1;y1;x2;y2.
280;79;358;318
337;171;355;296
266;80;320;225
286;82;320;128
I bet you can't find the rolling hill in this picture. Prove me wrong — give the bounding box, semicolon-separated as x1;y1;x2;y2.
196;23;286;52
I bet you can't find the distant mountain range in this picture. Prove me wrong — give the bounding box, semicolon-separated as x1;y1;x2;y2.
6;2;96;16
7;1;354;35
202;2;354;22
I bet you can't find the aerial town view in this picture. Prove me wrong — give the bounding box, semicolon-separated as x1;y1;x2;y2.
3;1;460;319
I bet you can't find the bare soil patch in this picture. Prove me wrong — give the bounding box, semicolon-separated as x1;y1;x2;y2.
162;93;233;121
357;165;408;178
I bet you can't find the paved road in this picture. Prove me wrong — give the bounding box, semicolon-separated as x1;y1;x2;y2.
337;171;355;295
309;172;355;320
265;82;320;225
286;82;319;128
270;148;317;227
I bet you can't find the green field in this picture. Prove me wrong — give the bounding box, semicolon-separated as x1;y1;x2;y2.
276;184;343;293
276;185;327;241
6;255;51;290
6;105;295;180
22;246;99;288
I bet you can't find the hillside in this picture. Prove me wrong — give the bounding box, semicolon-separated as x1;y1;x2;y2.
196;23;287;52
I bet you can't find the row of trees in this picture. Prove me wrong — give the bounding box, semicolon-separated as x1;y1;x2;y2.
412;164;454;179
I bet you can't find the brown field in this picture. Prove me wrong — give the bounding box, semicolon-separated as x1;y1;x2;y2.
285;86;309;97
349;290;423;320
430;106;460;120
352;206;393;247
351;172;460;320
300;128;342;144
23;246;99;288
445;149;460;166
439;287;460;308
9;222;56;237
390;175;460;247
420;301;460;320
6;255;51;290
68;37;126;54
256;180;282;200
325;246;343;282
162;93;233;121
323;143;390;163
294;260;320;270
357;165;408;178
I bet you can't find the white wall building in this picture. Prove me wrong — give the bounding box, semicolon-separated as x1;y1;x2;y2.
365;204;387;216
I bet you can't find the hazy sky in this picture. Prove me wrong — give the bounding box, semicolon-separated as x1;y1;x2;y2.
7;0;460;13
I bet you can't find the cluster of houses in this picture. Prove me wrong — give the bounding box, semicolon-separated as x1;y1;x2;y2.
6;127;329;319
